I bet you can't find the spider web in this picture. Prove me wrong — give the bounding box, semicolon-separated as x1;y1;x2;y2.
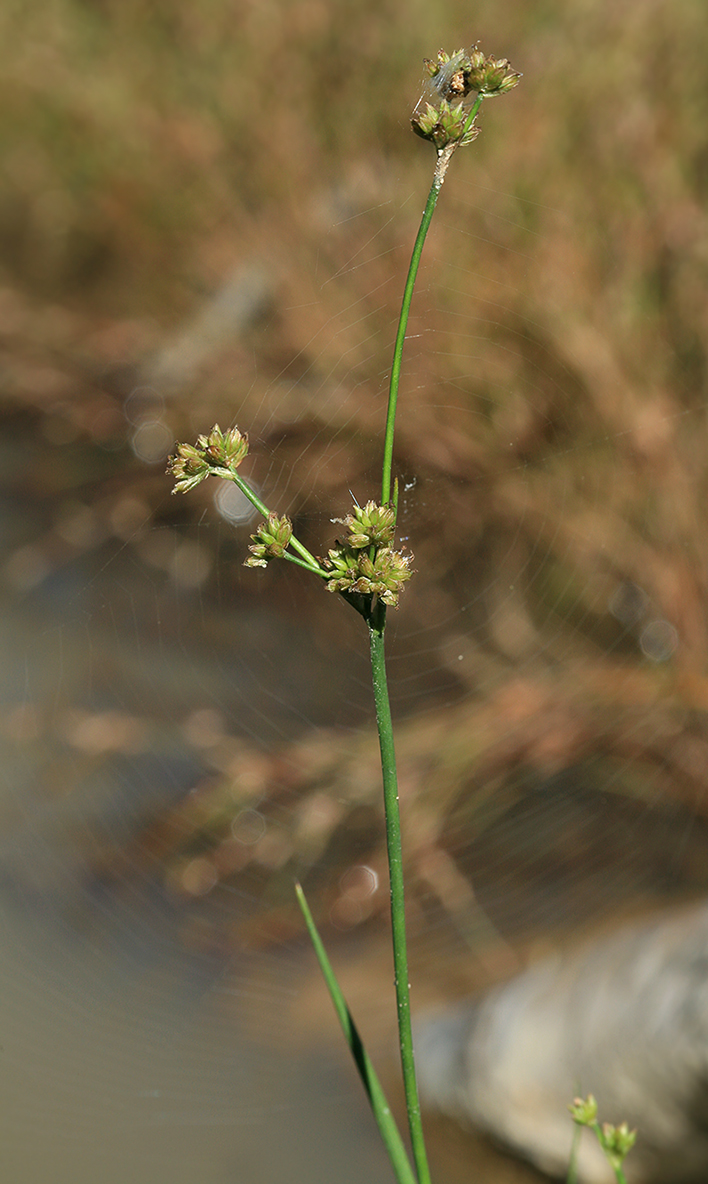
1;8;707;1183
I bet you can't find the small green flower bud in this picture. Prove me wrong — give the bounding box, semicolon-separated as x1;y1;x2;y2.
600;1122;637;1169
324;544;413;608
411;101;442;141
323;545;359;581
464;46;521;97
333;501;396;550
169;424;249;493
479;57;521;97
366;546;414;606
423;50;448;80
244;513;293;567
199;423;249;471
467;47;486;75
168;442;211;494
411;100;479;151
569;1095;598;1126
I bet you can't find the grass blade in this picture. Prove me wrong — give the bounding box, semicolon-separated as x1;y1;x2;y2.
295;881;418;1184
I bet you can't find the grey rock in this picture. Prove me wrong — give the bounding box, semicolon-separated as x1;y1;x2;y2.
416;900;708;1182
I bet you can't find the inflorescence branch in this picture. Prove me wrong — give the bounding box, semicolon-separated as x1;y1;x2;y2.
168;430;413;613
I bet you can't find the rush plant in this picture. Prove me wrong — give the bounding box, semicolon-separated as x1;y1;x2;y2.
169;45;520;1184
568;1096;637;1184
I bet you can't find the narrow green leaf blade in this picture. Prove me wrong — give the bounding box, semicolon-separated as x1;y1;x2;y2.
295;881;418;1184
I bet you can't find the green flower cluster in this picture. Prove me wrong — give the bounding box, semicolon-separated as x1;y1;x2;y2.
569;1096;599;1126
411;46;520;151
245;514;293;568
569;1095;637;1175
598;1122;637;1173
168;424;249;494
333;501;396;549
425;46;521;100
411;101;480;151
324;502;412;608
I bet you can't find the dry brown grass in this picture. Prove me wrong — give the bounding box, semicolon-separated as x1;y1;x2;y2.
4;0;708;979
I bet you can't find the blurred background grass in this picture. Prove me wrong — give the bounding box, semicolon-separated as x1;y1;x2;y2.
4;1;708;1180
5;0;708;630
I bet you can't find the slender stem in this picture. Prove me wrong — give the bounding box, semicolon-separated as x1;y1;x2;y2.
369;618;431;1184
566;1123;582;1184
380;94;484;509
371;112;491;1184
462;93;484;142
285;541;328;575
294;882;418;1184
226;471;328;575
281;552;328;575
380;178;439;509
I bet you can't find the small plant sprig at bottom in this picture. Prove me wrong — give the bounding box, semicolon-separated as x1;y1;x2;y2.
169;45;519;1184
568;1096;637;1184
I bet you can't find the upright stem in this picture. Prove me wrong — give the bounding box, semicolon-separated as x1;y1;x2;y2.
380;177;440;509
369;614;431;1184
381;93;484;508
372;107;485;1183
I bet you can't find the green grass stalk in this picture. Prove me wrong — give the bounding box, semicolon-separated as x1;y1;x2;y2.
295;882;418;1184
373;90;486;1184
566;1121;582;1184
380;93;483;507
568;1096;636;1184
369;611;430;1184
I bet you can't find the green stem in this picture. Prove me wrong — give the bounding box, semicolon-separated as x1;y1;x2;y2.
461;93;484;142
566;1122;582;1184
369;617;431;1184
281;552;328;575
294;883;418;1184
380;179;438;509
226;471;328;575
284;546;328;577
371;108;492;1184
380;93;484;509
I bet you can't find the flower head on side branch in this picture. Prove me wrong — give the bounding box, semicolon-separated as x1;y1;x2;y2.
245;514;293;568
168;424;249;493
